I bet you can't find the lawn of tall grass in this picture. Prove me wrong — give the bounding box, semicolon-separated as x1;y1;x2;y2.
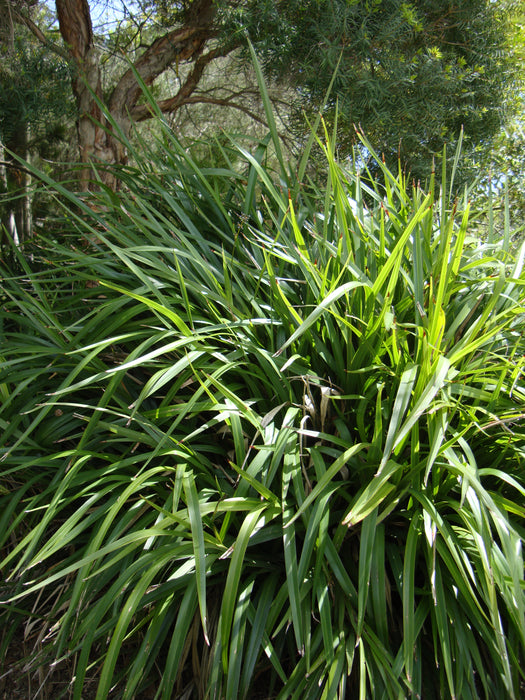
1;88;524;698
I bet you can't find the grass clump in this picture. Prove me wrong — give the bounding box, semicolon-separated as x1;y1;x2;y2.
0;117;524;699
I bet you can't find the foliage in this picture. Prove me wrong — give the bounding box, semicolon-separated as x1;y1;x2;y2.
456;2;525;236
469;79;525;238
8;0;520;189
0;34;72;150
0;91;524;698
489;120;525;232
0;26;74;244
230;0;515;185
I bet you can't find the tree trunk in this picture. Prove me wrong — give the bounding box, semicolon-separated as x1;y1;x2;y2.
1;127;32;246
0;143;17;248
0;0;15;50
55;0;128;190
74;45;130;190
55;0;217;190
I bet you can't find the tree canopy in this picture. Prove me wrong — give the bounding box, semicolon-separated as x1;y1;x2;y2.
5;0;520;187
240;0;514;178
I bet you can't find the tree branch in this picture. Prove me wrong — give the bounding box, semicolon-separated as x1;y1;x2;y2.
0;160;34;176
109;0;220;115
175;96;297;151
166;95;269;127
56;0;93;62
13;10;70;61
130;46;235;121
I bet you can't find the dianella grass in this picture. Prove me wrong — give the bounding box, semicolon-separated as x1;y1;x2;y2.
1;85;524;698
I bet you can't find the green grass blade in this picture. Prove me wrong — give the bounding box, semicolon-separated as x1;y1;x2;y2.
183;472;210;645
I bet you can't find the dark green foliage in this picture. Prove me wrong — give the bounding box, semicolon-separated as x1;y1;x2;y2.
0;30;74;245
228;0;513;184
0;35;72;148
